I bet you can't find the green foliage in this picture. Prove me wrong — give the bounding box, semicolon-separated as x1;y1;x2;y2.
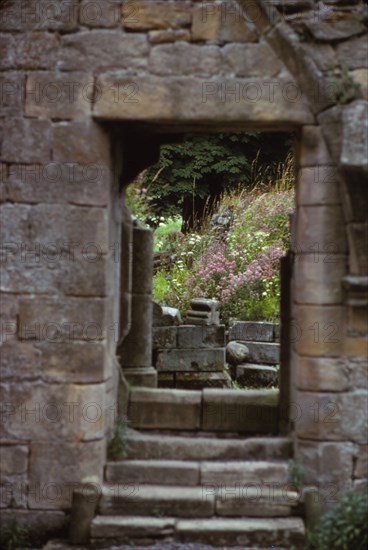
329;64;361;104
140;132;291;222
306;490;368;550
288;459;305;490
0;517;29;550
107;415;130;461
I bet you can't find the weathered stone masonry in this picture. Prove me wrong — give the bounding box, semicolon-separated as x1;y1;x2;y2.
0;0;367;536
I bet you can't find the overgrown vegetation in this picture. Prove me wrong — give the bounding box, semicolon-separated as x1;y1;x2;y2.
107;415;130;460
0;517;29;550
134;132;292;231
306;490;368;550
152;153;294;324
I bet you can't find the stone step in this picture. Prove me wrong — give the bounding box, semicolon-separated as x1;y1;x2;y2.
99;485;215;517
128;388;202;430
202;388;279;433
105;459;289;487
128;388;279;433
90;516;175;547
176;517;305;547
91;516;305;547
105;459;200;486
124;432;292;461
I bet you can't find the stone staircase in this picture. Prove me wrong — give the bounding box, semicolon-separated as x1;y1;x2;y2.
89;388;305;548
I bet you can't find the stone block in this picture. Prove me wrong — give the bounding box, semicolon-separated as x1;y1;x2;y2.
18;296;107;342
59;31;149;72
149;43;222;77
0;72;25;116
0;33;15;69
1;382;107;442
226;341;249;365
0;0;79;32
1;203;108;252
25;72;93;119
156;348;225;372
294;254;347;304
293;305;345;357
202;389;279;433
148;29;191;44
237;342;280;365
236;364;279;388
13;32;58;69
153;327;177;349
28;440;105;509
299;126;333;167
223;42;282;77
122;1;191;30
153;303;182;326
295;390;368;443
0;444;28;475
296;166;341;206
0;293;18;344
177;325;225;348
294;205;347;254
123;366;157;388
0;341;106;384
105;459;200;486
337;35;368;70
1;118;52;163
53;120;111;164
296;355;350;392
229;321;275;342
94;73;314;125
176;372;231;390
348;360;368;390
344;337;368;359
305;16;365;42
192;2;258;43
296;440;355;489
128;388;201;430
6;162;110;207
79;0;121;27
354;445;368;478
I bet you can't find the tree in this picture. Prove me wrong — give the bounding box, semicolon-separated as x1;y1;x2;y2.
140;131;292;231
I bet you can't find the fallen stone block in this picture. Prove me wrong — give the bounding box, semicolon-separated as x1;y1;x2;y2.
156;348;225;372
226;341;249;365
176;371;232;390
236;364;279;388
229;321;276;342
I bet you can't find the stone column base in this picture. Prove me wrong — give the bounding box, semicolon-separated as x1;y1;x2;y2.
124;367;157;388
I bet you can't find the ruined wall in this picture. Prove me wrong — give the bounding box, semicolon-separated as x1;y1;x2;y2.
0;0;367;528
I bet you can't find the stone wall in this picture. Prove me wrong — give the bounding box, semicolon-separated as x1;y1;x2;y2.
0;0;367;529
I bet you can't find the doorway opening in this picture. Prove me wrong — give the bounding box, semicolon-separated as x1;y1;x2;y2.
118;126;296;396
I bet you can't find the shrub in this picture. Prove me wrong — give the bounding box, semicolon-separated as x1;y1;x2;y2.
0;517;29;550
306;490;368;550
